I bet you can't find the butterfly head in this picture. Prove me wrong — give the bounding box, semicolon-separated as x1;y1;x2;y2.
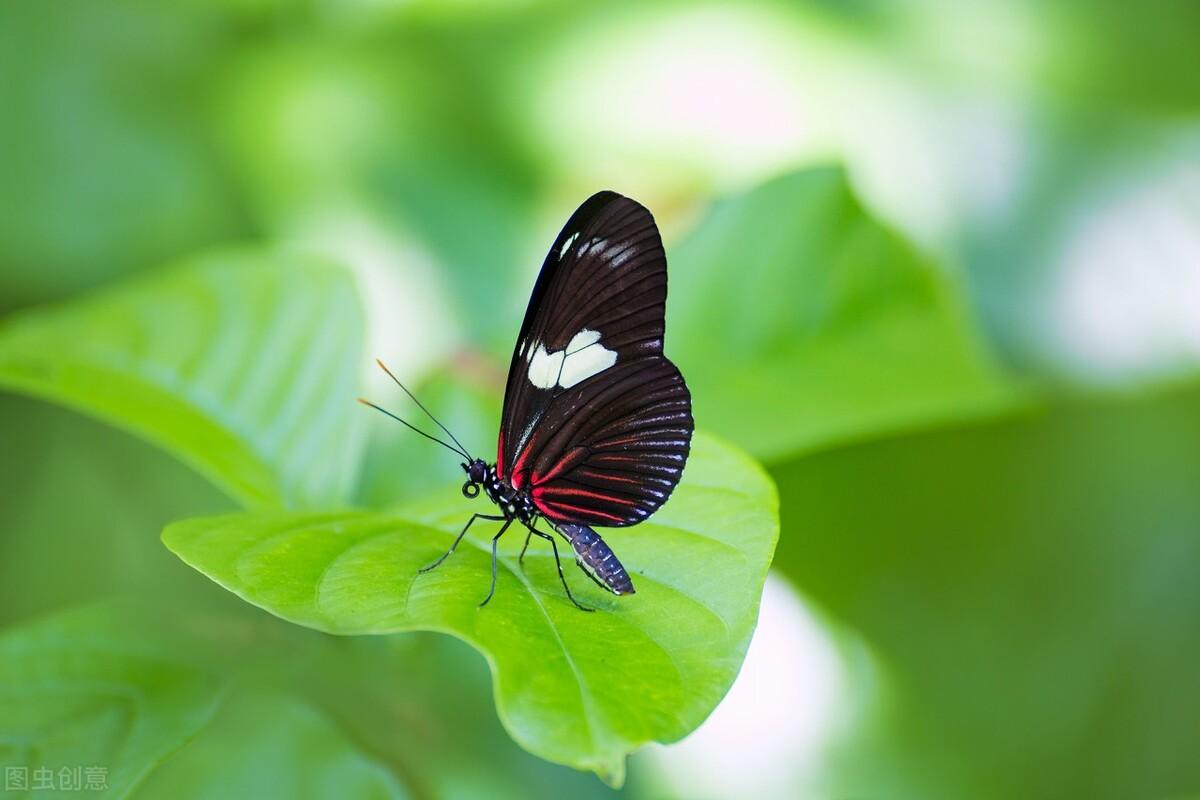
461;458;488;498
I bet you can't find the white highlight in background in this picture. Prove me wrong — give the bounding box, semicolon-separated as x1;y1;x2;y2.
647;573;856;800
285;207;460;397
528;6;834;198
1051;158;1200;382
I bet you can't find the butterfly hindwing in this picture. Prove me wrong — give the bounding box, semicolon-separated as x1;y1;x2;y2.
497;192;692;526
511;356;692;526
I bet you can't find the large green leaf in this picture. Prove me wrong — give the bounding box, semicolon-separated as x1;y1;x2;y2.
0;606;419;800
0;399;620;798
135;691;407;800
0;606;223;799
669;166;1021;462
773;383;1200;799
0;249;365;510
163;432;778;785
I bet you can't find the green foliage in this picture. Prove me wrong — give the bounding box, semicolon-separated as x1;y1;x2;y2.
670;167;1021;462
0;395;236;626
0;249;365;510
0;1;243;311
0;598;627;799
3;1;1199;796
0;204;782;788
163;433;778;785
216;27;541;347
0;605;403;799
772;383;1200;799
0;606;223;798
136;691;408;800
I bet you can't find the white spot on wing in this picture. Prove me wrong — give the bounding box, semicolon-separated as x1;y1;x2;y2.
609;245;635;268
559;231;580;260
566;329;601;352
526;328;616;390
559;342;617;388
528;344;566;389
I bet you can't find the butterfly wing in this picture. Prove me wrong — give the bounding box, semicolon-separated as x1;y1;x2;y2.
498;191;692;526
514;355;692;526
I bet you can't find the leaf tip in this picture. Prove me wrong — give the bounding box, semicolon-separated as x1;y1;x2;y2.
594;757;626;789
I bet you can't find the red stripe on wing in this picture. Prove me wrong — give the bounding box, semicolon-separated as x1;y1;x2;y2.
574;469;645;486
593;433;649;448
534;485;640;506
531;446;590;487
509;439;535;490
588;454;642;465
535;499;626;524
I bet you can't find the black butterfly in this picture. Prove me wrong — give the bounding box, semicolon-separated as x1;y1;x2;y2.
360;191;693;610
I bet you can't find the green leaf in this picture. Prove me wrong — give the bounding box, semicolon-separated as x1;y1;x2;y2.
0;605;223;798
772;382;1200;798
0;395;235;627
134;690;407;800
669;166;1022;463
162;432;778;785
0;248;365;510
0;605;417;799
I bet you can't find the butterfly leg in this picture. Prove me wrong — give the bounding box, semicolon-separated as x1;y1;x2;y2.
518;530;534;564
524;521;594;612
478;518;514;608
420;513;505;574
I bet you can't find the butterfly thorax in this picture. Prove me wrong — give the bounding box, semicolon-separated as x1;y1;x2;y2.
480;464;536;522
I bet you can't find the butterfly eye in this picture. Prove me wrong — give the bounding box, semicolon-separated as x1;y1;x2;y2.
462;481;481;499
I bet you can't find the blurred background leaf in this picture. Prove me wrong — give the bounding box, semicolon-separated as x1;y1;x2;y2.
136;690;409;800
0;1;246;313
0;250;365;509
0;396;235;625
669;166;1022;462
772;382;1200;799
0;605;224;798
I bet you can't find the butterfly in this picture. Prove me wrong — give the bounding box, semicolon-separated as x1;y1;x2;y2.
360;191;693;611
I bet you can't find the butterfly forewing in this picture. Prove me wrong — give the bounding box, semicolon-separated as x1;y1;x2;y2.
498;192;692;526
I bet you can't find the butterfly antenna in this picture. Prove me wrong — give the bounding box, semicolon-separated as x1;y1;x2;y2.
356;398;470;461
373;359;474;460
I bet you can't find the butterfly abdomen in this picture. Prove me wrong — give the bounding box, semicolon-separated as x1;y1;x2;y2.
553;522;635;595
